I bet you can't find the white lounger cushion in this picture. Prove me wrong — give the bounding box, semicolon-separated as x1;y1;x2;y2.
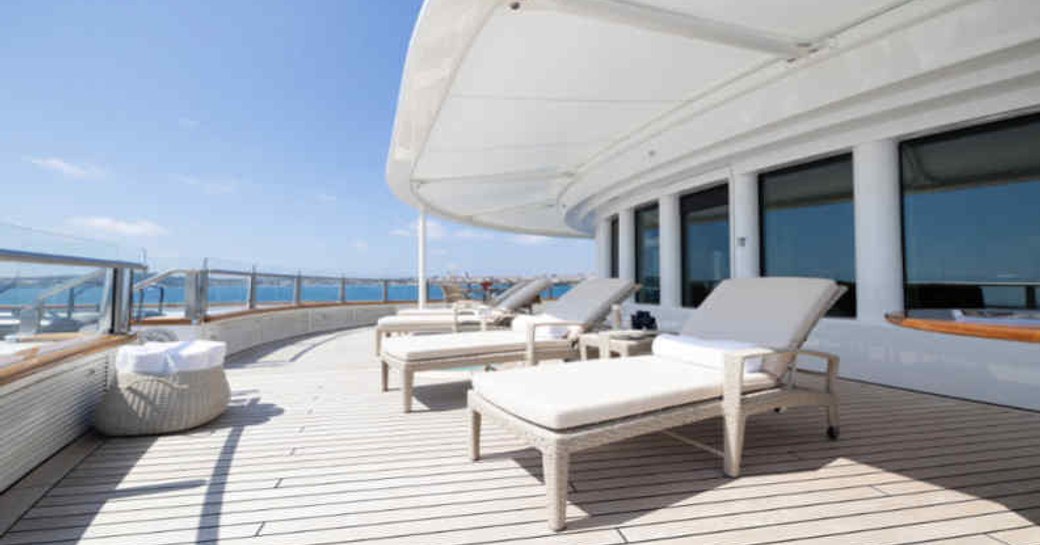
496;278;552;310
397;306;458;316
651;334;766;373
541;278;633;328
377;313;484;330
472;356;776;430
381;330;571;361
680;278;841;377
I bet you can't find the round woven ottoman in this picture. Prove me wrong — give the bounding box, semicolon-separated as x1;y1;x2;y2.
94;341;230;436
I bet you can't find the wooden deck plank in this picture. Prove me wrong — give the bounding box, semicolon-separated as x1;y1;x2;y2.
2;327;1037;545
989;526;1040;545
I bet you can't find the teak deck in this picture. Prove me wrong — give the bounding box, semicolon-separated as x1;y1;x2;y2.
2;327;1038;545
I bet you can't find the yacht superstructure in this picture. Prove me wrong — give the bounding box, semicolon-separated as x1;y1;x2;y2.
1;1;1038;542
387;0;1040;410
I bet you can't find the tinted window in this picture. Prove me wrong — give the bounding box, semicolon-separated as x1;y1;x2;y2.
902;114;1040;310
634;204;660;304
760;155;856;317
609;216;619;278
681;184;729;307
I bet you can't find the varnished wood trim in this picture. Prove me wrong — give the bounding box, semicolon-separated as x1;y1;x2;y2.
0;334;136;386
7;333;85;343
132;300;408;326
886;312;1040;343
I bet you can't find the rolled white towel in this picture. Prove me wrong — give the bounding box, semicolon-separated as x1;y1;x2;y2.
651;334;766;373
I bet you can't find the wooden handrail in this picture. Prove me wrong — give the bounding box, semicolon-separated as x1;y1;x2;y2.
886;312;1040;344
0;334;136;387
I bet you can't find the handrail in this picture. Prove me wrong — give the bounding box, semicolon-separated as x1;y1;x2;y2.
132;269;191;291
0;249;144;270
910;280;1040;286
32;270;106;307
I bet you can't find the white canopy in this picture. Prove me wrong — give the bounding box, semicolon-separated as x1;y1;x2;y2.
386;0;1038;236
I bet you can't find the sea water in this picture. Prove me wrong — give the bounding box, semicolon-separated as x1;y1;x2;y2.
0;283;573;308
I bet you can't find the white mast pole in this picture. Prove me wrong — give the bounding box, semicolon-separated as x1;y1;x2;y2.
417;208;428;309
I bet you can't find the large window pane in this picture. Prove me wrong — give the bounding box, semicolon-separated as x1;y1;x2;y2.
681;184;730;307
760;155;856;317
634;204;660;304
902;114;1040;310
609;216;619;278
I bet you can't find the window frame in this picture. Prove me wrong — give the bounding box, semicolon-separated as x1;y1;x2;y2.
633;201;661;304
758;152;857;318
898;112;1040;311
609;215;619;278
679;182;730;308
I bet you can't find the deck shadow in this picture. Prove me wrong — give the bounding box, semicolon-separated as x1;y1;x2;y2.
411;380;473;412
485;378;1040;532
0;390;284;544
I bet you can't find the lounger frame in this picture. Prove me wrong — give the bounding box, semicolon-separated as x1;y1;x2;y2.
380;283;638;412
381;321;587;412
468;348;840;531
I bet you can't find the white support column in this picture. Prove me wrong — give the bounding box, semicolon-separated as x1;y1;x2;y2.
658;193;681;307
595;218;611;278
417;209;428;309
618;209;635;283
854;139;904;323
731;172;760;278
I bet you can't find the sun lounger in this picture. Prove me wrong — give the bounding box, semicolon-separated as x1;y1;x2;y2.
374;278;554;352
379;278;637;412
467;277;846;530
396;279;534;316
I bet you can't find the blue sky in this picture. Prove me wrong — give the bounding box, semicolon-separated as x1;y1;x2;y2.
0;1;594;277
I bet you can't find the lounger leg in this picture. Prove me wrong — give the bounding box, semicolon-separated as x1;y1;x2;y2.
542;447;570;531
723;410;746;478
380;361;389;392
469;409;482;461
826;401;840;440
402;369;414;413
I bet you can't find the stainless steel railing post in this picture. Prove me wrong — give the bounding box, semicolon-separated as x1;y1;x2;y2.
247;266;258;310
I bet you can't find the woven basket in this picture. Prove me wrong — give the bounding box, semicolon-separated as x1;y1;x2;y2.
93;366;230;436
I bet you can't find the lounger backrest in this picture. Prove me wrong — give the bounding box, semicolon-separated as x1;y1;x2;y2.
495;278;553;312
490;279;530;306
542;278;637;329
679;277;844;377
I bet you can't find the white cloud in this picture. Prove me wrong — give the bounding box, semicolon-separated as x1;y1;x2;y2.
390;219;447;240
431;248;448;256
178;117;201;129
68;216;168;237
171;174;239;195
317;193;337;203
455;228;495;240
351;239;368;251
26;157;105;180
510;234;552;246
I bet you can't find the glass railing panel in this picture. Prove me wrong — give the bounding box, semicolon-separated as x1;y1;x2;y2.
0;262;111;342
300;279;340;303
254;275;295;307
132;271;188;320
346;282;383;302
206;273;249;315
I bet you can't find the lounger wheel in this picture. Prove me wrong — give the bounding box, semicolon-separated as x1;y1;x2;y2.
827;426;840;440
